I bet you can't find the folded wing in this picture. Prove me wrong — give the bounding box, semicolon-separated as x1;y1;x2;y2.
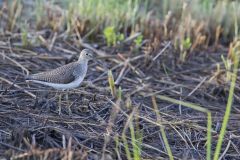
26;62;80;84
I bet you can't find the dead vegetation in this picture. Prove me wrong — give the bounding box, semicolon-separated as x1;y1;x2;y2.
0;0;240;160
1;36;240;159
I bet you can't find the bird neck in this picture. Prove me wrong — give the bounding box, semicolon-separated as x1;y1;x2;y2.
78;58;88;64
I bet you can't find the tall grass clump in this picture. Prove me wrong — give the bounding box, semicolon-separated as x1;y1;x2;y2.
76;0;148;34
51;0;240;48
3;0;240;49
156;0;240;53
35;0;44;29
6;0;22;31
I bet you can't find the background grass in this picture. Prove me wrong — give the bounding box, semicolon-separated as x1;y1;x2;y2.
0;0;240;159
2;0;240;45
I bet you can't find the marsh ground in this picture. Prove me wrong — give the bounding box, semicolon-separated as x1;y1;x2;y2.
0;0;240;159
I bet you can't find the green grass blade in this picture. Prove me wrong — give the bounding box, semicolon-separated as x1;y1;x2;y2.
152;96;173;160
207;112;212;160
213;45;240;160
129;121;141;160
122;133;132;160
155;95;212;160
108;70;116;97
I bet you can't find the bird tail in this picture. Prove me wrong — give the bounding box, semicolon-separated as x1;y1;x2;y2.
25;75;33;81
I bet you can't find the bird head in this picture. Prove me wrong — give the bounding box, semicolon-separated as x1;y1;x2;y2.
79;49;94;61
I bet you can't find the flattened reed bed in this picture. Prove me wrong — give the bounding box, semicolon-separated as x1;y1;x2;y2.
0;36;240;159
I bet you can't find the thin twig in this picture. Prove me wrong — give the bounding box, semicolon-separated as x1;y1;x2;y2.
0;141;24;152
187;77;207;97
0;76;36;99
153;41;171;61
74;26;106;57
115;60;129;85
49;32;57;51
0;51;29;75
123;32;141;43
118;53;145;77
219;138;231;160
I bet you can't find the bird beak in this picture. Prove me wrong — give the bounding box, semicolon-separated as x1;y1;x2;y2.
90;55;95;60
95;56;103;59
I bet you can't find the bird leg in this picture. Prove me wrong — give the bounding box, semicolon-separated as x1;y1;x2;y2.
58;91;62;115
65;89;72;115
65;89;69;103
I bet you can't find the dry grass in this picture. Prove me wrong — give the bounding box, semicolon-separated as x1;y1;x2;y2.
1;35;240;159
0;0;240;159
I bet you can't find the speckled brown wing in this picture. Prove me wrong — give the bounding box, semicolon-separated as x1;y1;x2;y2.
27;62;79;84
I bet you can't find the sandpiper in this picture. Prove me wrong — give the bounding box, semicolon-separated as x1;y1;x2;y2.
26;49;94;114
26;49;94;89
